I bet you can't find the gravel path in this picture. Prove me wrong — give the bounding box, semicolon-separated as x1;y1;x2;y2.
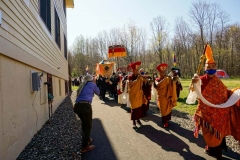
17;91;239;160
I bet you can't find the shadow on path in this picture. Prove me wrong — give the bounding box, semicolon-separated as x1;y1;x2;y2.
102;97;131;113
136;124;205;160
141;113;240;160
82;118;117;160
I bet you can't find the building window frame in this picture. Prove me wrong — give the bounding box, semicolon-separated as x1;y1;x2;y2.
55;8;61;49
63;0;66;16
59;79;62;96
39;0;51;33
65;80;68;95
64;35;67;60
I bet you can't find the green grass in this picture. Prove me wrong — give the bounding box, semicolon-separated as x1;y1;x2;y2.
72;86;79;91
174;78;240;116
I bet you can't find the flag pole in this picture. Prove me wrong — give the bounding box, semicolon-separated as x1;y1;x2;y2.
117;57;119;70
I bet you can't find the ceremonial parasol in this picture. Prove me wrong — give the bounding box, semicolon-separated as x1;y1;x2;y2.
108;45;127;69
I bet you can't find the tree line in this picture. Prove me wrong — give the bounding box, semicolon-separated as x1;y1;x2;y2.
68;0;240;78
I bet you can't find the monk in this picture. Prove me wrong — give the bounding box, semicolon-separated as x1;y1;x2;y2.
140;69;153;115
154;63;178;128
192;45;240;159
128;61;148;128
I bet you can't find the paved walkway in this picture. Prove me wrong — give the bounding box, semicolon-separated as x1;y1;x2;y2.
81;95;239;160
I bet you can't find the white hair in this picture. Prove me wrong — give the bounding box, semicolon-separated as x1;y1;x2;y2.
84;75;93;81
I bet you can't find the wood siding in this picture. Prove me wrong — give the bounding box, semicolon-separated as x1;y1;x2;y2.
0;0;71;159
0;0;68;80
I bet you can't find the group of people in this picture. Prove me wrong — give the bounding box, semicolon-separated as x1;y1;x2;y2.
95;73;120;101
71;76;83;86
125;62;181;128
73;48;240;159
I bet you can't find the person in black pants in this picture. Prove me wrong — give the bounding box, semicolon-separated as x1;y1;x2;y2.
110;72;118;100
98;76;108;100
74;75;100;153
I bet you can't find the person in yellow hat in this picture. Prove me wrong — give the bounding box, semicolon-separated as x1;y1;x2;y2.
154;63;178;128
191;44;240;159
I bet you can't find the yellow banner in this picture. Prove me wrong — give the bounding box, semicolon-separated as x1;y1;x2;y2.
108;52;127;58
96;63;114;77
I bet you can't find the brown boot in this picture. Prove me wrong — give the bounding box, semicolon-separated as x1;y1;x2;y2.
81;145;95;153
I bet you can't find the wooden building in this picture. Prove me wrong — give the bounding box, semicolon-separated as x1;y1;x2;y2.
0;0;74;159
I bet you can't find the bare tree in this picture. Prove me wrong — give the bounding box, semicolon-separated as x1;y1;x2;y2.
189;0;209;46
173;17;194;77
97;31;108;58
150;16;169;63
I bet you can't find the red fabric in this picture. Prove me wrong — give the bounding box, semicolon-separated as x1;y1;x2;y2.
142;76;152;100
196;76;230;134
108;45;126;53
131;106;144;120
199;74;212;92
117;90;122;95
129;61;141;70
156;63;168;72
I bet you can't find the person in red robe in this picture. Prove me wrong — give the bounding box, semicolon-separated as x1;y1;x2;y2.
192;45;240;159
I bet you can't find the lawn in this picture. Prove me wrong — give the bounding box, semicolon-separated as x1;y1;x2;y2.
174;78;240;116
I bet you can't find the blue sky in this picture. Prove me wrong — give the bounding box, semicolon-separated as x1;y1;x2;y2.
66;0;240;47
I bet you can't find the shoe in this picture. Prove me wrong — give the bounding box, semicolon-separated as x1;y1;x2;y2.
163;122;169;128
132;124;137;128
81;145;95;153
88;138;93;145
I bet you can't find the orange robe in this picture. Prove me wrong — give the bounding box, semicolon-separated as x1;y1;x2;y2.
194;75;240;147
128;74;147;109
155;76;177;117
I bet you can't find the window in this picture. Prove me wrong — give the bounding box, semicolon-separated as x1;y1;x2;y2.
63;0;66;16
59;79;61;96
65;80;68;95
64;35;67;59
39;0;51;32
55;8;61;48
